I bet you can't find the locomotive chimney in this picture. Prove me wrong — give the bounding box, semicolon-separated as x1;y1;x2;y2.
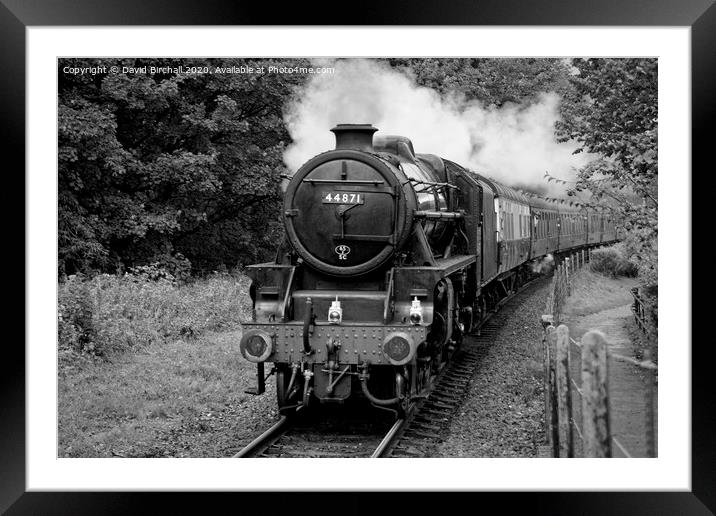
331;124;378;152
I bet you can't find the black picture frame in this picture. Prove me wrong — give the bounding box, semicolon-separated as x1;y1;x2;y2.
4;0;712;513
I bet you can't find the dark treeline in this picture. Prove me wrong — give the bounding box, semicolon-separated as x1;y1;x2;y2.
58;58;656;281
59;57;311;277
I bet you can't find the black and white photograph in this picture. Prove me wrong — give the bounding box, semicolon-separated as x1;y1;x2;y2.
56;56;659;460
6;6;707;509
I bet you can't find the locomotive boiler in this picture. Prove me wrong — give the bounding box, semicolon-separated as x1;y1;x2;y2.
240;124;617;415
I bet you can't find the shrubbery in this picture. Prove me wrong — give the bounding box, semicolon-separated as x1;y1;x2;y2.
58;266;251;358
589;243;639;278
638;283;658;344
589;243;657;340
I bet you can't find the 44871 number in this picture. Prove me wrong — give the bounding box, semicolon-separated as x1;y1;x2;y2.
321;192;364;204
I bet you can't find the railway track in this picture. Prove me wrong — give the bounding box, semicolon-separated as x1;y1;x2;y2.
382;316;500;457
233;276;542;459
232;406;398;458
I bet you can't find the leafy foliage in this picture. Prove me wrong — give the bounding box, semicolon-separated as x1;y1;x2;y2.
589;243;639;278
59;58;310;276
58;270;251;358
388;58;572;106
555;59;658;295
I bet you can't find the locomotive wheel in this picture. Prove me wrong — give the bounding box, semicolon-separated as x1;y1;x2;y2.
427;278;459;371
415;360;430;394
430;279;453;347
397;369;410;417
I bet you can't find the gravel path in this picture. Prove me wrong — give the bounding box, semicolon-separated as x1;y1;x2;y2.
562;273;654;458
435;277;551;457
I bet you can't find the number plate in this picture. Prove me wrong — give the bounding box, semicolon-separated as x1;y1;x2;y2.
322;192;365;204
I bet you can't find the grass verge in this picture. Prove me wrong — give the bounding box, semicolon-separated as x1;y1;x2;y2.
58;330;278;457
58;270;282;457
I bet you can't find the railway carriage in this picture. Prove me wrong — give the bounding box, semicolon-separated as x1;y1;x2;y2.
492;184;532;275
240;124;618;415
558;209;584;250
588;212;603;244
529;197;560;258
602;214;617;242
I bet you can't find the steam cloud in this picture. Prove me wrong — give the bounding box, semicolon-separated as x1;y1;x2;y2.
531;253;555;274
283;59;591;196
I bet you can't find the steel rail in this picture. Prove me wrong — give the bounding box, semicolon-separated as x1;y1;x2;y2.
371;418;408;458
233;415;291;458
373;275;543;458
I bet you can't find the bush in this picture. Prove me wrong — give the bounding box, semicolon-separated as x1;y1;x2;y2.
58;268;251;358
589;243;639;278
640;283;658;342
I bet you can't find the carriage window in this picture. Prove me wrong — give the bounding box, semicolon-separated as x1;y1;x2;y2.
527;214;531;238
518;214;521;238
525;215;528;238
525;214;529;238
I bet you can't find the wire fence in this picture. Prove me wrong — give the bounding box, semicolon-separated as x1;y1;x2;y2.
541;248;658;458
544;248;589;326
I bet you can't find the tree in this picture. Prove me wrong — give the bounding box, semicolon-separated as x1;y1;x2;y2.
555;58;658;329
58;58;310;276
388;58;572;106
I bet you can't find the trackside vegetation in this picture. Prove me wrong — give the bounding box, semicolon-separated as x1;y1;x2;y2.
589;243;639;278
589;243;656;339
58;266;251;360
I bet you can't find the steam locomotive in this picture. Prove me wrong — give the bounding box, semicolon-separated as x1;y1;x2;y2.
240;124;617;415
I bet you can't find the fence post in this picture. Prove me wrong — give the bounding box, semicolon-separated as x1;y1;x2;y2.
556;324;574;457
555;264;563;323
581;330;611;457
565;258;571;296
552;267;559;322
644;349;656;457
560;264;567;321
542;323;554;445
547;325;560;456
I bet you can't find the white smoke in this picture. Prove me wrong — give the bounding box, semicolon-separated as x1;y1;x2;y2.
531;253;555;274
283;59;592;196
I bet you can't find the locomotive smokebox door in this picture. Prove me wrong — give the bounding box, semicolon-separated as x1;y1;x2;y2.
285;157;397;274
283;125;415;277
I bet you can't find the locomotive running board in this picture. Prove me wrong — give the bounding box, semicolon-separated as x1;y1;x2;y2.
434;254;477;276
394;254;475;277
